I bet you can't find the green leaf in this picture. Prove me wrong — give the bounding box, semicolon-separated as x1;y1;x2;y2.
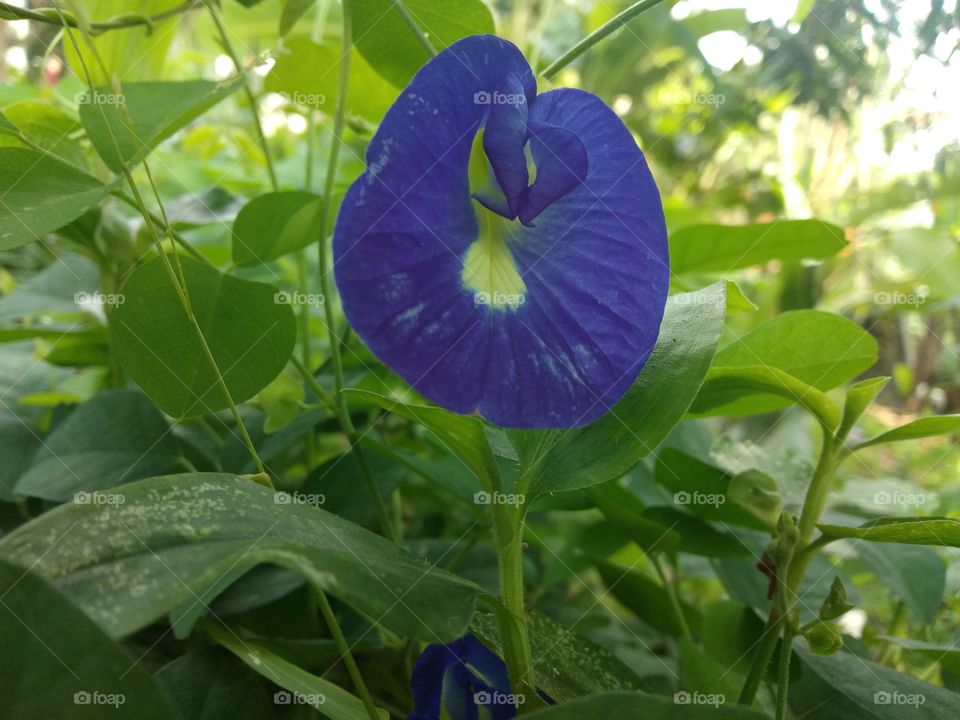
347;0;496;87
265;38;399;121
669;219;847;274
279;0;315;35
79;77;245;172
232;191;323;266
727;470;782;530
679;636;741;700
792;641;960;719
0;101;87;166
690;365;842;430
0;414;42;502
471;610;646;701
0;559;178;720
155;649;275;720
597;560;702;637
204;622;388;719
802;620;844;655
0;148;110;251
698;309;877;418
111;256;297;417
839;376;890;439
654;449;776;531
63;0;184;85
346;388;501;488
510;283;727;499
14;389;180;501
700;600;765;679
855;543;944;625
523;691;770;719
643;507;751;558
0;253;99;322
588;483;682;554
817;517;960;548
852;414;960;451
0;473;482;641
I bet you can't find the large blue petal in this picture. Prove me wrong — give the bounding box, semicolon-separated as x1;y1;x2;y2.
334;36;668;428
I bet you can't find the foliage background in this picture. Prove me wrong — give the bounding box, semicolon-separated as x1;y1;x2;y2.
0;0;959;718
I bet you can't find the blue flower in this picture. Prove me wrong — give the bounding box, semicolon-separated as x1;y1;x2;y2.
334;35;669;428
407;634;518;720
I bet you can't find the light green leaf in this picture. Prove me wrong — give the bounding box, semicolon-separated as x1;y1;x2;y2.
0;148;110;251
205;622;388;720
79;77;245;171
669;219;847;274
0;559;178;720
839;376;890;439
690;365;842;430
0;473;482;641
818;517;960;548
232;191;323;266
279;0;315;35
852;414;960;451
14;389;180;501
510;282;727;499
702;309;877;417
64;0;183;84
111;256;297;417
348;0;496;87
266;38;399;121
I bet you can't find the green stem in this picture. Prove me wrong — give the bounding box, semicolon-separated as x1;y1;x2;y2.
393;0;436;57
541;0;668;79
204;0;278;191
652;554;691;641
489;501;536;701
59;10;268;480
775;624;795;720
0;0;201;34
316;6;398;543
739;428;839;706
314;587;381;720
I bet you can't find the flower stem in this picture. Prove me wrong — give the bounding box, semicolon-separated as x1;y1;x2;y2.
394;0;436;57
541;0;668;79
317;4;399;543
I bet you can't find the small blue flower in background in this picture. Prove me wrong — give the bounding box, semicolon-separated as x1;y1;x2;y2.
407;634;519;719
334;35;669;428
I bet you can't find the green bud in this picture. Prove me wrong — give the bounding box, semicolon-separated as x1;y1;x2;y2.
820;576;855;621
803;620;843;655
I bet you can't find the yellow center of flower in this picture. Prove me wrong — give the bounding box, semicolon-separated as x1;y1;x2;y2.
461;131;527;311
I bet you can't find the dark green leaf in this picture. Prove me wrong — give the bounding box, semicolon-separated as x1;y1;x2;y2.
855;543;944;624
15;389;180;501
524;691;770;719
0;559;177;719
231;191;323;266
0;474;481;641
597;560;702;636
510;283;727;499
111;256;297;417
